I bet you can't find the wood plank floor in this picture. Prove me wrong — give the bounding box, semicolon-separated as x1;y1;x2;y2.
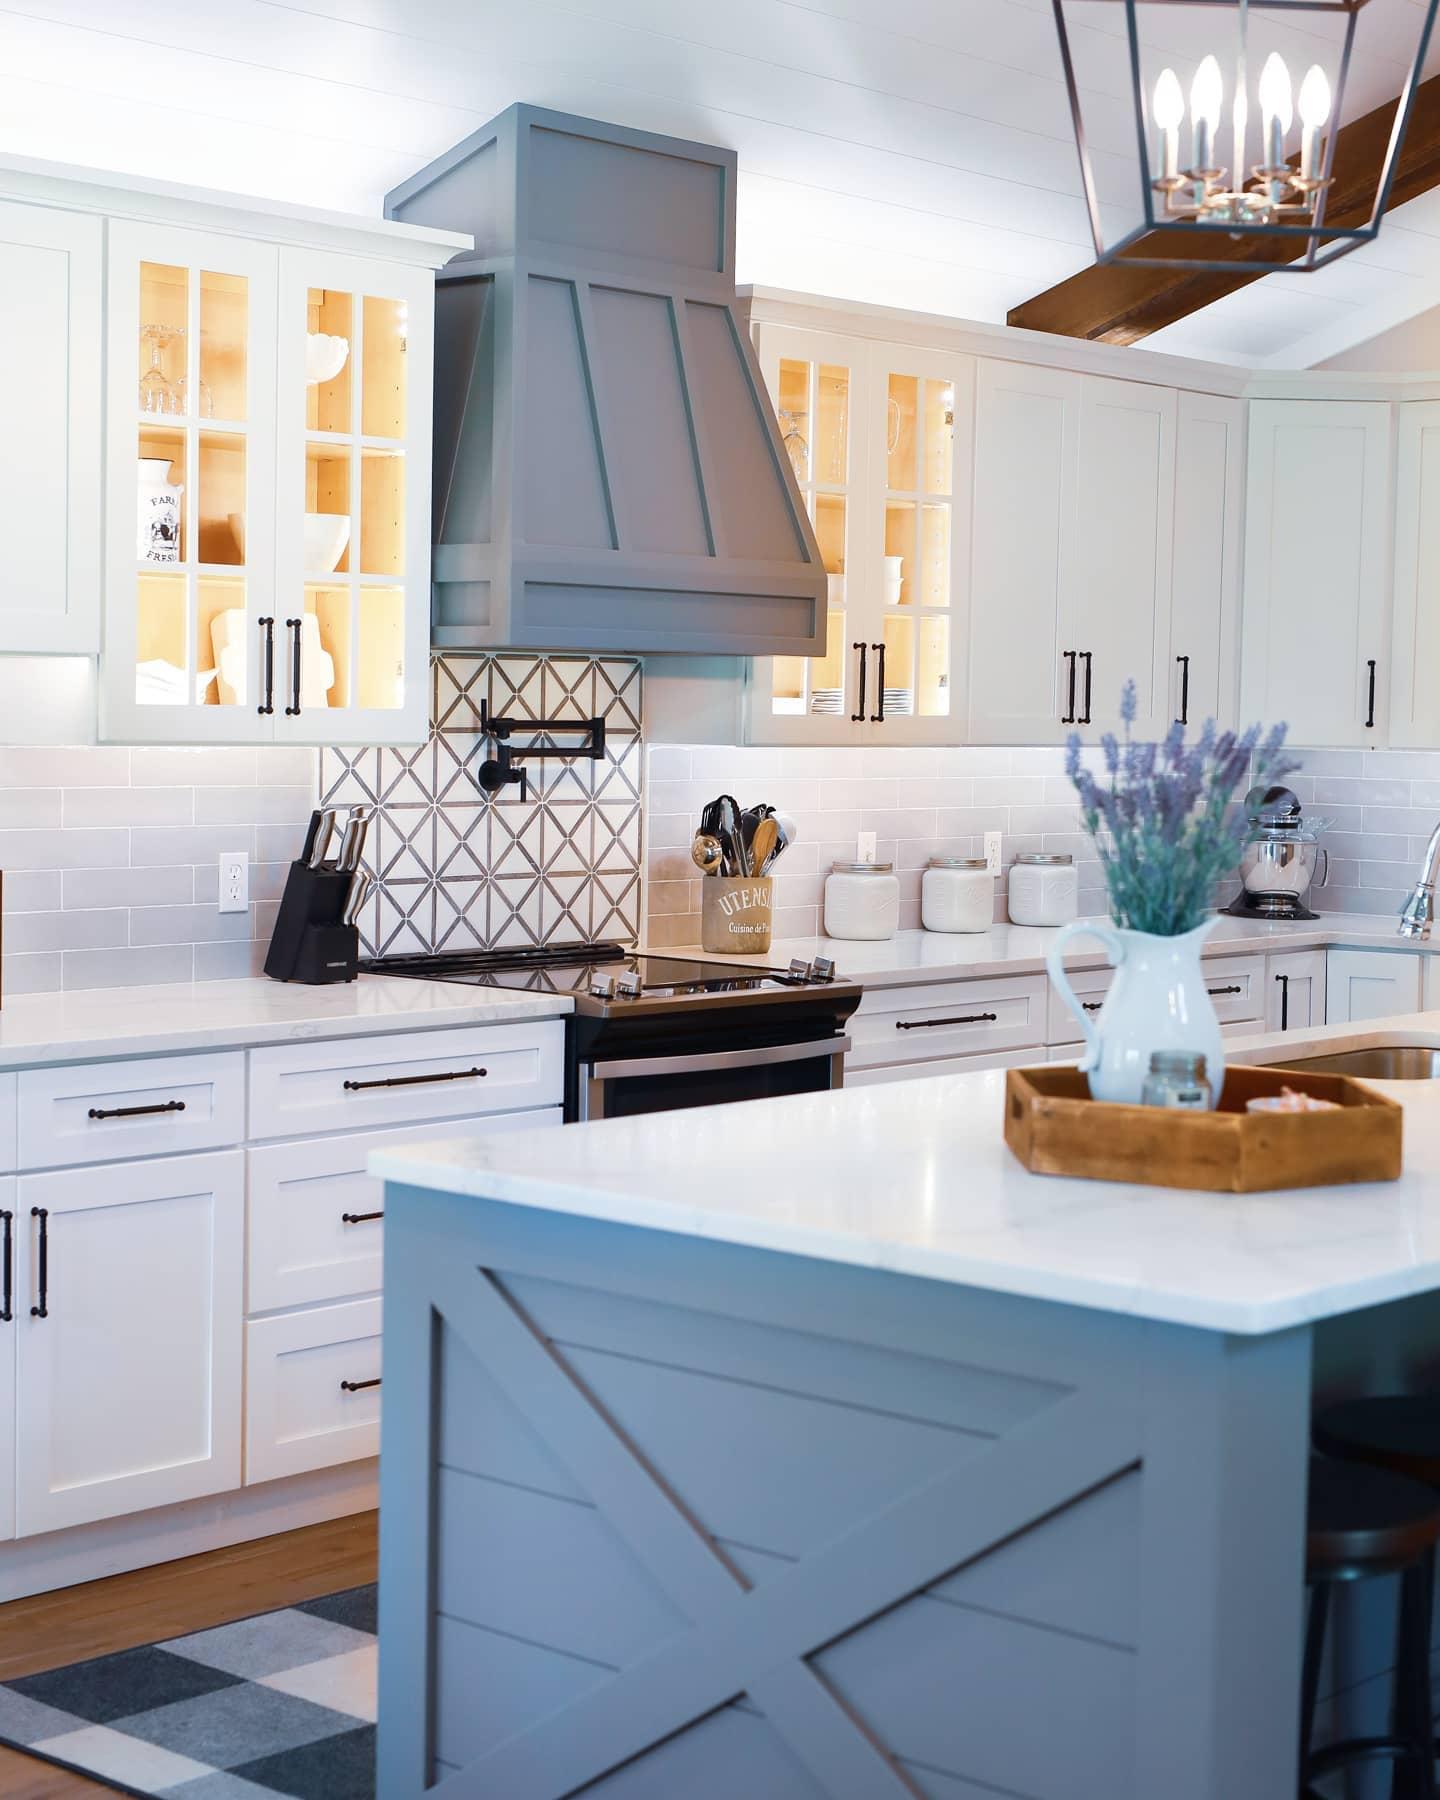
0;1512;377;1798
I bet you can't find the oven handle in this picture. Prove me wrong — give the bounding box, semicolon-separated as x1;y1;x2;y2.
586;1036;853;1084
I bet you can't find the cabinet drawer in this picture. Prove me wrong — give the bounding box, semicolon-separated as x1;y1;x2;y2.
850;973;1046;1069
19;1053;244;1171
847;1048;1036;1088
245;1297;381;1486
247;1022;565;1139
247;1106;563;1313
1045;954;1263;1043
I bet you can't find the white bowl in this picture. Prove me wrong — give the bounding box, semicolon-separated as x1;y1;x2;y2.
305;332;350;386
304;512;351;573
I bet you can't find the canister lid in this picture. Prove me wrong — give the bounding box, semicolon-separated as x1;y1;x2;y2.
927;856;988;870
1014;852;1074;865
830;861;896;874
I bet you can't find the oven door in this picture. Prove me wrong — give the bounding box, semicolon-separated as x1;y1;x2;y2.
578;1035;851;1122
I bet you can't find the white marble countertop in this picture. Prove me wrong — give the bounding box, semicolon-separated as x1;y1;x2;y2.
658;913;1436;987
374;1008;1440;1337
0;974;571;1070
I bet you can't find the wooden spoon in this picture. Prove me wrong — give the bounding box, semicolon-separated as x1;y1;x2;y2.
750;817;779;876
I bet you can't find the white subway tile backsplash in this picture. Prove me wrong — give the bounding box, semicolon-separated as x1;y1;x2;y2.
62;945;196;990
0;791;63;829
62;787;194;828
644;741;1419;945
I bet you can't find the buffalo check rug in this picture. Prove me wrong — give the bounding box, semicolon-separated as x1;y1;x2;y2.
0;1584;377;1798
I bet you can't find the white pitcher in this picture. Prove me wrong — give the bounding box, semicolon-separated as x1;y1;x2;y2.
1046;917;1225;1108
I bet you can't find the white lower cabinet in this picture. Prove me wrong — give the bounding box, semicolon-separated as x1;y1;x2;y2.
1325;949;1423;1026
1266;950;1327;1032
847;1049;1035;1087
14;1150;243;1537
246;1297;382;1486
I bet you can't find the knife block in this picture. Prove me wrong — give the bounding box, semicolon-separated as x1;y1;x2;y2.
264;863;358;984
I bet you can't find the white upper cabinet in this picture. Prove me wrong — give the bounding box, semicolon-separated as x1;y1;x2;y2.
748;323;973;745
1241;399;1393;748
1390;399;1440;748
1170;393;1244;732
0;202;101;654
1072;376;1176;738
101;226;438;746
968;360;1079;746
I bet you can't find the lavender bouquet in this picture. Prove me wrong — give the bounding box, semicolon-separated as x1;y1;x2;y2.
1065;682;1296;938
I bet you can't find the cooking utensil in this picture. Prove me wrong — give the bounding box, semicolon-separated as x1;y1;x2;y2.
750;817;779;876
343;870;372;927
774;814;797;861
691;834;726;875
714;795;744;877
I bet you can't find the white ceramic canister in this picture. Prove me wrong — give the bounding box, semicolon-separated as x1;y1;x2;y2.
825;862;900;941
1008;852;1079;927
921;856;992;933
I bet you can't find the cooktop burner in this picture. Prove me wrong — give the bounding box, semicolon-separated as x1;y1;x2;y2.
361;942;847;1013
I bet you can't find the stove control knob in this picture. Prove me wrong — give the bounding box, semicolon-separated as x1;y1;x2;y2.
812;956;836;983
589;974;617;999
616;970;643;998
788;957;813;983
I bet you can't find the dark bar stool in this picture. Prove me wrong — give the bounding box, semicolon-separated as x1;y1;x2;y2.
1301;1455;1440;1800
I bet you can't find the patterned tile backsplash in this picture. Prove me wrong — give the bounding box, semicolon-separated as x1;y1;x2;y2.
322;654;643;958
0;745;319;996
644;741;1440;946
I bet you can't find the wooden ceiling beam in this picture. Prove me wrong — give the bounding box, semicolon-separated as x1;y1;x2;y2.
1008;68;1440;345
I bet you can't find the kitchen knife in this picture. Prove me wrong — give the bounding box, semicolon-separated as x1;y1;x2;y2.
299;809;326;865
307;808;339;869
343;870;372;927
337;806;373;873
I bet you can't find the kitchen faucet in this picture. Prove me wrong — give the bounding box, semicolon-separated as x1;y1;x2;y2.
1398;822;1440;938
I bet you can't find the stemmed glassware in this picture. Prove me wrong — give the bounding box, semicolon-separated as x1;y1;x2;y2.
138;324;184;415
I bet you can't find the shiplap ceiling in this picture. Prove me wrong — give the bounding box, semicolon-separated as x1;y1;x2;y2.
4;0;1440;367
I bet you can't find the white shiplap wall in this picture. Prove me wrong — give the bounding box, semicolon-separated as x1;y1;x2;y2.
3;0;1439;367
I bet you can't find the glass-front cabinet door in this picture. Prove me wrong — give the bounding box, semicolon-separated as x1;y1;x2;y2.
747;324;970;745
274;249;432;745
750;329;873;744
103;222;278;743
870;350;973;745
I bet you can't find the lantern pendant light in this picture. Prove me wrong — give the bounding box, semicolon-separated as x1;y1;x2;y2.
1052;0;1440;273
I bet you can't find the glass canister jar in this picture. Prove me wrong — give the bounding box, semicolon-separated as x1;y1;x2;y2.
1007;852;1079;927
921;857;992;934
825;862;900;941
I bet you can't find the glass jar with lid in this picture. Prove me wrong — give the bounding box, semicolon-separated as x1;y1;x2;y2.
1007;852;1079;927
825;862;900;941
921;857;992;934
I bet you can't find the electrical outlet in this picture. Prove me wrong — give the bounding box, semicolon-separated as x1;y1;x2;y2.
856;830;878;865
218;850;249;914
984;831;1003;876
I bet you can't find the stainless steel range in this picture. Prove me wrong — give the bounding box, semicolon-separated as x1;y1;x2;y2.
362;943;861;1121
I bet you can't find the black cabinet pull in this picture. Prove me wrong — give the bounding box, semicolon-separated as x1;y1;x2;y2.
340;1376;381;1393
30;1207;47;1320
341;1209;384;1225
850;642;868;724
1176;654;1190;726
284;617;303;717
896;1011;998;1031
88;1099;185;1121
257;616;275;716
1079;651;1093;725
1082;1000;1104;1013
1207;984;1243;997
1061;650;1077;724
1276;972;1291;1032
343;1066;486;1093
0;1210;12;1324
1365;658;1377;730
871;641;887;723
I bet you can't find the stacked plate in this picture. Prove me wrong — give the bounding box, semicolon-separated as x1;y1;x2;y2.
883;688;915;716
810;687;844;715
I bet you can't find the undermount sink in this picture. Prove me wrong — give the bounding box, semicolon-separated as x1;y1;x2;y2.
1270;1045;1440;1081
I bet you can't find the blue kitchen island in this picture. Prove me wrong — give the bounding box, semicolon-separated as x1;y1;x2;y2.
370;1052;1440;1799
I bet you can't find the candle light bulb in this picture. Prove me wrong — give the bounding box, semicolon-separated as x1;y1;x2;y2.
1259;52;1294;132
1232;84;1249;185
1299;64;1331;129
1153;67;1184;131
1191;56;1223;131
